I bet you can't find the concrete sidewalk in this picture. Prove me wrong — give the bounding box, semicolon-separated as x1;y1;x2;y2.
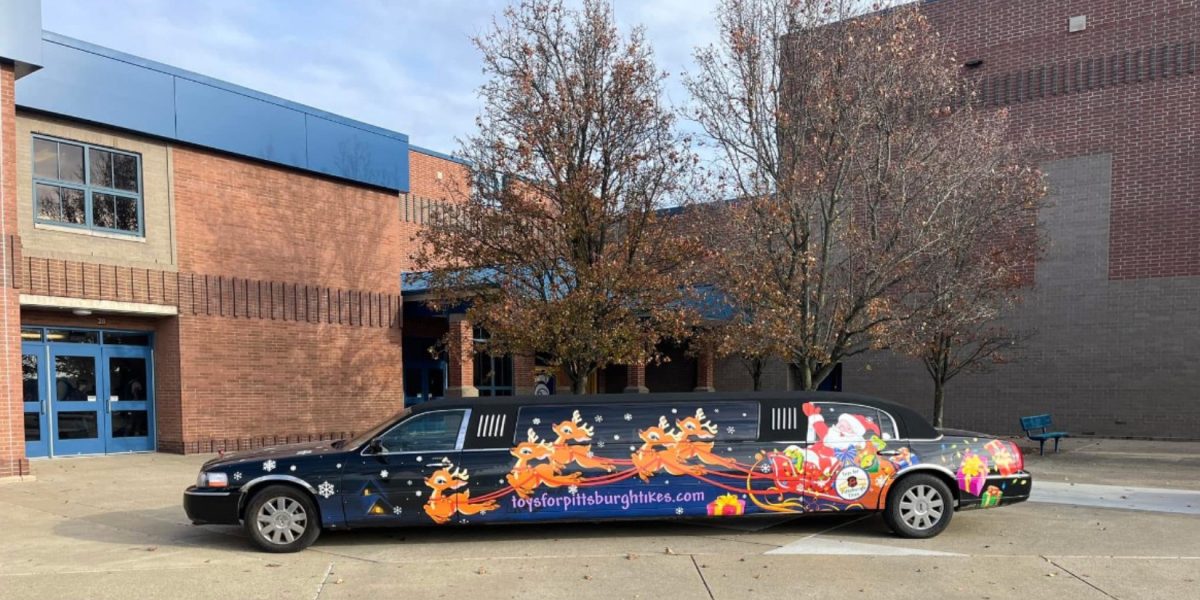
1;439;1197;600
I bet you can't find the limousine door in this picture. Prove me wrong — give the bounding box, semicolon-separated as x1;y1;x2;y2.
343;409;468;526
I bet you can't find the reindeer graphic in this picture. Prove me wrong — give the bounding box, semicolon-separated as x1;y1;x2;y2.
674;408;737;468
631;416;704;481
422;462;499;525
506;428;584;498
549;410;616;472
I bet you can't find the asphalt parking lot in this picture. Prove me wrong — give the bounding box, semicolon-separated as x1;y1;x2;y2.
1;438;1198;600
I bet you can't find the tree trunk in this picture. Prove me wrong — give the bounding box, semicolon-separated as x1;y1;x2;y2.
746;358;764;391
932;378;946;428
571;373;589;395
800;361;815;390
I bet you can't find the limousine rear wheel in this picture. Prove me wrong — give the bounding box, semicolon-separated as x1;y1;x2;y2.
884;474;953;538
244;485;321;553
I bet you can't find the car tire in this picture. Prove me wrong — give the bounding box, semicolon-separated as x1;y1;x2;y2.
883;473;954;539
243;485;321;553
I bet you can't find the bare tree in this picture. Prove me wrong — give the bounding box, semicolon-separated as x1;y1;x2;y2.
413;0;702;394
685;0;1045;391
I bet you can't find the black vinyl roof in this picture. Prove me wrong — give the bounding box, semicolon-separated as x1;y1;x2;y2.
414;391;938;439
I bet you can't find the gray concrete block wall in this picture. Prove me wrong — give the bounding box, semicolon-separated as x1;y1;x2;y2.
714;154;1200;439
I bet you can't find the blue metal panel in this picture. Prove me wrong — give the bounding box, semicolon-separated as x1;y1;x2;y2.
306;114;407;191
16;39;176;137
0;0;43;77
13;32;414;192
175;78;307;168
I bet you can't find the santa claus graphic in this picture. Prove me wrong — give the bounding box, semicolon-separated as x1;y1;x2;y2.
801;403;880;491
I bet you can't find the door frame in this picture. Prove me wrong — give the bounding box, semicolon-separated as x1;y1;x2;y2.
101;344;156;453
21;341;50;458
46;342;106;456
21;326;156;458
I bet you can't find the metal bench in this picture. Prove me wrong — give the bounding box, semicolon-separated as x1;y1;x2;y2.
1020;414;1069;455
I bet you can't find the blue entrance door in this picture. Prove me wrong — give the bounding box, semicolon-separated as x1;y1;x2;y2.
49;344;106;456
102;345;155;453
22;343;50;458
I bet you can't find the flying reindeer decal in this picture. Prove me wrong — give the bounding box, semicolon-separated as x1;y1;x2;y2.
506;428;584;498
422;463;499;525
674;408;737;468
550;410;616;472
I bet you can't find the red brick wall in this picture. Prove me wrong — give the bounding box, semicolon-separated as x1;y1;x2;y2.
922;0;1199;279
0;62;29;478
408;149;469;202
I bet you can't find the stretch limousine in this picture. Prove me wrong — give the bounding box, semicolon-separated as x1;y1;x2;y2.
184;392;1031;552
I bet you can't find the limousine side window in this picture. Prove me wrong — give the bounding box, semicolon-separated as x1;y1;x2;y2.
807;403;897;443
376;410;465;453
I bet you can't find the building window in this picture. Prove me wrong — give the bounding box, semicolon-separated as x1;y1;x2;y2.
473;327;513;396
32;135;143;236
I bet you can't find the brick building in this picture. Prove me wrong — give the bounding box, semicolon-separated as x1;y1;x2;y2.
712;0;1200;439
0;0;483;479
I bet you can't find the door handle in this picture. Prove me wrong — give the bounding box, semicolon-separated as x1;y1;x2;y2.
878;449;903;457
425;457;453;468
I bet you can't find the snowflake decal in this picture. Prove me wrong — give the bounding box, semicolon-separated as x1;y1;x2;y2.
380;470;389;478
671;408;678;414
675;507;684;515
713;408;720;414
335;463;342;469
596;441;606;448
289;465;297;472
568;485;579;495
415;490;423;497
262;459;276;472
317;481;335;498
613;434;620;440
726;426;736;435
726;447;733;452
759;463;772;474
407;480;413;485
741;413;747;417
629;445;636;452
594;415;604;423
393;506;402;515
623;413;633;421
416;456;423;462
532;418;541;425
232;472;242;481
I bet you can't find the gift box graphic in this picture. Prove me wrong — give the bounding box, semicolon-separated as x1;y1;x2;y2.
980;485;1003;508
984;440;1019;476
707;494;746;516
956;451;989;496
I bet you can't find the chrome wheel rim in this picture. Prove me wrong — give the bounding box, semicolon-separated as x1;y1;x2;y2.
255;496;308;545
898;484;944;531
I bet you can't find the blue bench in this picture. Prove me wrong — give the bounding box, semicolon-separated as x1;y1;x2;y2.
1020;414;1069;455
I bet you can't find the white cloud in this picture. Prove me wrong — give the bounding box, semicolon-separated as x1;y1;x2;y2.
41;0;720;154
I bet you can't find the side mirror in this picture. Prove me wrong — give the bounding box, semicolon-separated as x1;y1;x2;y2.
367;438;384;454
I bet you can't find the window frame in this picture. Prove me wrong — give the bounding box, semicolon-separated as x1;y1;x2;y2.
31;134;145;237
472;327;514;396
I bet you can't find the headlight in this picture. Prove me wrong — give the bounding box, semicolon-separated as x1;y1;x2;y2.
196;471;229;488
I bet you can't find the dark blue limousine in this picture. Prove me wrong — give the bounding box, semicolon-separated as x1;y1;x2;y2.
184;392;1031;552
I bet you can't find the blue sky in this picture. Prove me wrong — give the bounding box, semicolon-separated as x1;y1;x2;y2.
42;0;721;155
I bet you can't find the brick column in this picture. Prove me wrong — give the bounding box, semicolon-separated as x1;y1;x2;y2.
445;314;477;398
624;363;649;394
513;353;536;395
0;63;30;480
694;347;716;392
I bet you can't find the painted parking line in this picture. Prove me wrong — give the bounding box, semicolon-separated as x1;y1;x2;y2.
765;537;964;556
1029;482;1200;515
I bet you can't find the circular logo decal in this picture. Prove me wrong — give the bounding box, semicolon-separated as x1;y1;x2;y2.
835;466;869;501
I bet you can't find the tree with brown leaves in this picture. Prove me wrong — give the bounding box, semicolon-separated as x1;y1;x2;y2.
686;0;1045;392
413;0;702;394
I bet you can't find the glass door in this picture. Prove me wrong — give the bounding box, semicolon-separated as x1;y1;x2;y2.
22;343;50;458
102;345;154;453
48;345;105;456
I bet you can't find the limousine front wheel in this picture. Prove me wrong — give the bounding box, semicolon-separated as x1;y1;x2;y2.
883;474;953;538
244;485;321;553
